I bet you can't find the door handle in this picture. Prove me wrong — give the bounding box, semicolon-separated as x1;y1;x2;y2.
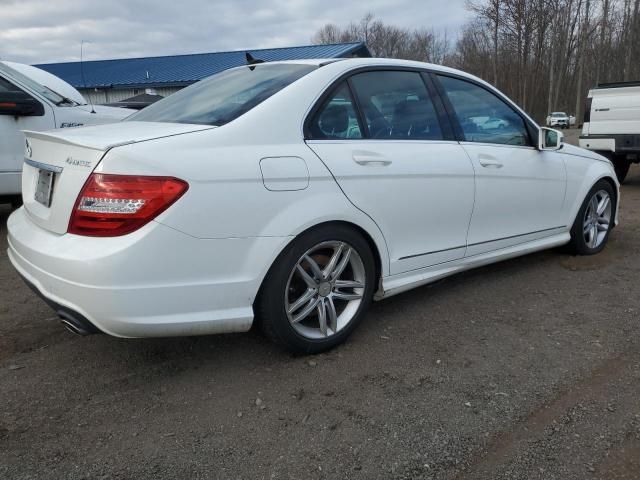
352;152;392;166
478;154;504;168
479;159;503;168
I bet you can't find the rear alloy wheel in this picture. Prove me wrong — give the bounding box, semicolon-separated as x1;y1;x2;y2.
285;241;365;339
257;225;375;354
568;180;615;255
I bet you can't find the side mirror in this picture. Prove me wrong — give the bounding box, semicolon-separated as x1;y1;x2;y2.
0;91;44;117
539;127;563;151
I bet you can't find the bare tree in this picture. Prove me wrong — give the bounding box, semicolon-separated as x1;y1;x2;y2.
312;4;640;123
312;14;453;64
455;0;639;121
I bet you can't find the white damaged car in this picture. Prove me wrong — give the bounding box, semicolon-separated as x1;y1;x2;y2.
7;58;619;353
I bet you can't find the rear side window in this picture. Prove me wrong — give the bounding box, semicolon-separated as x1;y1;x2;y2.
308;82;363;139
350;71;444;140
437;75;531;147
130;64;316;126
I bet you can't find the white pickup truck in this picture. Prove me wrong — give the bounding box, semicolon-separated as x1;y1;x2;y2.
0;61;132;205
579;81;640;183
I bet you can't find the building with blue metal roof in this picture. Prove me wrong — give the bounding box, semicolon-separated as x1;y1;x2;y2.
35;42;370;105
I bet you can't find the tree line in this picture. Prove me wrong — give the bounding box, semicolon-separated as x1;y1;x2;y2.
312;1;640;123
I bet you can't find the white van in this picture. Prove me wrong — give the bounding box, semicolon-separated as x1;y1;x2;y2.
579;81;640;183
0;61;132;205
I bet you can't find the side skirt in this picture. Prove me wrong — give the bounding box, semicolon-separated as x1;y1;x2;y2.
377;232;571;300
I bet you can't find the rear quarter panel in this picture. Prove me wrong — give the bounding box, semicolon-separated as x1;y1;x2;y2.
97;129;391;277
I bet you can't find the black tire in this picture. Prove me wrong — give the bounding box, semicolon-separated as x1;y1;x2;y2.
613;158;631;184
568;179;616;255
256;224;376;354
10;196;22;210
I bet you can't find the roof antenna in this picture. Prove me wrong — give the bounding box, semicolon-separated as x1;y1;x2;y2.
80;40;96;113
245;52;265;70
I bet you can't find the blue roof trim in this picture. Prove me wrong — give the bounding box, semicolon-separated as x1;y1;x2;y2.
35;42;370;90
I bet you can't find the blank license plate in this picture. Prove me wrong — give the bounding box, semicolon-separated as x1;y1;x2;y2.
34;169;55;207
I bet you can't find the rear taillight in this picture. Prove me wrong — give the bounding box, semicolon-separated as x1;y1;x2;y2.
68;173;188;237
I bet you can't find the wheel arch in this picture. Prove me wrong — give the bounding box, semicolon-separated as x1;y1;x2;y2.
563;151;621;228
567;173;620;232
253;219;387;310
598;175;620;226
599;175;618;195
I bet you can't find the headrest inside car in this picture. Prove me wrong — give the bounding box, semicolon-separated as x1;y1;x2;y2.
319;104;349;136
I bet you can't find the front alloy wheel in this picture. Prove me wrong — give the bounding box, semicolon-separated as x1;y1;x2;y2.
582;190;612;249
257;225;375;354
569;179;616;255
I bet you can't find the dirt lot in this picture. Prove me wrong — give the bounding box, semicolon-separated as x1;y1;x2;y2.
1;133;639;479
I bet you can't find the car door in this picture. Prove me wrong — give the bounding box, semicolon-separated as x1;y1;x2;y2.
306;69;475;275
0;74;54;188
434;74;567;257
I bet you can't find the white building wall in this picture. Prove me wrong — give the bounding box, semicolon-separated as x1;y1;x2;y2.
79;87;183;105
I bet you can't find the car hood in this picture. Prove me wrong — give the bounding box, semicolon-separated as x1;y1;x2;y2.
23;121;216;151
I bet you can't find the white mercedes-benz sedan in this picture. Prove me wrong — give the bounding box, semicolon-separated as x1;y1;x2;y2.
7;58;619;353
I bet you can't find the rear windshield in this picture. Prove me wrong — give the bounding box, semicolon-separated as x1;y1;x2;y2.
129;64;316;126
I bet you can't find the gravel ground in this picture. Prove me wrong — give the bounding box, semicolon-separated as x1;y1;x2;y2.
1;132;639;479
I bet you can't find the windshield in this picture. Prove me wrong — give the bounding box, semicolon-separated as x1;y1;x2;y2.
0;62;67;105
551;112;566;117
129;63;316;126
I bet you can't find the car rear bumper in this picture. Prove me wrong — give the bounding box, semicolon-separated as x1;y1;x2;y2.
20;275;103;335
579;134;640;155
7;207;290;338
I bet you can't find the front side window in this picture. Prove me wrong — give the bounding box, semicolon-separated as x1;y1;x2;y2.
438;75;531;147
308;82;363;139
350;71;443;140
130;63;316;126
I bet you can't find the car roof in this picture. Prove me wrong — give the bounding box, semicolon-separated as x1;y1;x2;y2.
233;57;539;131
193;57;526;128
261;57;473;77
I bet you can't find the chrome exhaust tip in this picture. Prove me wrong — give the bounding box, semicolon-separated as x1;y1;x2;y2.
58;312;95;336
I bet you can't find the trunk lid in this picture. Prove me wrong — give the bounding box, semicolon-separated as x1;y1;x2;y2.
22;121;213;234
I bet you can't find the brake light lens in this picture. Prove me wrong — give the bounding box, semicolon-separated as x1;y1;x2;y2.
68;174;188;237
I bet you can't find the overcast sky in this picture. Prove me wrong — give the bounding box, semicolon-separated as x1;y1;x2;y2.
0;0;471;64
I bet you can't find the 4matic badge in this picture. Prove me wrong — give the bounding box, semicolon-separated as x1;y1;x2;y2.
66;157;92;168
